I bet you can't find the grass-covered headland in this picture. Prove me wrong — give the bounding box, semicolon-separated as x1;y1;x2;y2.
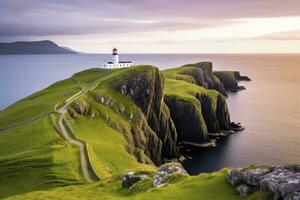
0;62;272;200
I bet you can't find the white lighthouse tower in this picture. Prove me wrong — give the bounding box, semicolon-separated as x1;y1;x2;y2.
102;48;134;69
112;47;119;65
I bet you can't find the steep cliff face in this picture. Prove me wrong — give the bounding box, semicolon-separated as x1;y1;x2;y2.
163;63;232;145
112;66;180;164
213;71;250;90
164;92;231;145
197;93;231;132
213;71;239;90
164;97;209;144
67;64;234;166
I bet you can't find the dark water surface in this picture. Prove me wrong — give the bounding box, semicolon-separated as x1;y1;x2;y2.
1;54;300;174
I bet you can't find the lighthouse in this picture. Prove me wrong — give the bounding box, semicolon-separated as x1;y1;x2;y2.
102;48;134;69
112;48;119;65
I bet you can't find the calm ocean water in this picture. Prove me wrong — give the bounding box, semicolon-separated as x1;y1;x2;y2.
0;54;300;174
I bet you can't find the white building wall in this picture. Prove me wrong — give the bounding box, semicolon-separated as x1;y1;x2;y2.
102;62;133;69
112;54;119;65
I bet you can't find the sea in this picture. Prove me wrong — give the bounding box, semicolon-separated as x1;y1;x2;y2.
0;54;300;174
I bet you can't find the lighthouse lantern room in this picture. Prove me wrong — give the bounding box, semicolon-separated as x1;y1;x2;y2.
102;48;134;69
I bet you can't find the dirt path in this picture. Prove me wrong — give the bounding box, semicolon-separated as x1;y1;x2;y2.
1;81;100;182
56;88;100;182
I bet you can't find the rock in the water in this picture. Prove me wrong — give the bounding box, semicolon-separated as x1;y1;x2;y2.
230;122;245;131
237;184;253;196
122;172;149;188
227;168;243;185
153;162;188;187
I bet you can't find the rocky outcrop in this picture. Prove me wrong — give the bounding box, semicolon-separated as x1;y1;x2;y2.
216;94;231;130
213;71;250;91
237;184;253;196
197;93;231;133
227;165;300;200
113;66;180;165
68;64;242;167
213;71;239;90
122;172;149;188
234;71;251;81
165;92;231;145
153;162;188;187
180;62;227;96
121;162;187;189
164;97;208;144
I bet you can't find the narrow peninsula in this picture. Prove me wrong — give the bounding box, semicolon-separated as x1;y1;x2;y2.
1;62;294;200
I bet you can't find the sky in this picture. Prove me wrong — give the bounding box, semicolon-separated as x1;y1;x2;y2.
1;0;300;53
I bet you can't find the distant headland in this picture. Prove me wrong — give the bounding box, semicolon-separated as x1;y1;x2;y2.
0;40;77;55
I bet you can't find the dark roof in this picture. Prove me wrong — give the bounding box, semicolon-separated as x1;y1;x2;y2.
106;61;132;64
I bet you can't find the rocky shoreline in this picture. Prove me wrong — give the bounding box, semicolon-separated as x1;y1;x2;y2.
227;165;300;200
180;122;245;149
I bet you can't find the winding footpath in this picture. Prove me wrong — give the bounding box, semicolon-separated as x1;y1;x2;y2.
0;79;101;182
56;88;100;182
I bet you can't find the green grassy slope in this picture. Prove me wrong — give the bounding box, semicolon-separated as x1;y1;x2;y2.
0;78;81;128
65;66;168;174
6;169;272;200
0;117;82;199
0;65;265;200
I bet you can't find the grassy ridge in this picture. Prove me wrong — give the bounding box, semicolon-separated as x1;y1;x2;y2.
0;78;81;128
0;65;264;200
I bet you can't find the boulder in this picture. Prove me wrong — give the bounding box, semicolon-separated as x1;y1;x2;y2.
284;192;300;200
122;171;149;188
73;102;90;115
237;184;253;196
227;168;243;185
153;162;188;187
227;165;300;199
242;167;271;186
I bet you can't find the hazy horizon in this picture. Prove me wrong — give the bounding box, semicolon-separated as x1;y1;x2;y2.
1;0;300;53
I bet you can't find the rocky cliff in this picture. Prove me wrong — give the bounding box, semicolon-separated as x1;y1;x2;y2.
111;66;180;164
66;64;239;167
163;62;233;145
213;71;251;91
67;66;180;166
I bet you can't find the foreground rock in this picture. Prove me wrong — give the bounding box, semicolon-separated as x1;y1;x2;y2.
153;162;188;187
121;162;188;189
227;165;300;200
122;172;149;188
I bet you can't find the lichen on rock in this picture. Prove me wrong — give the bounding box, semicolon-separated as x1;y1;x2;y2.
227;165;300;200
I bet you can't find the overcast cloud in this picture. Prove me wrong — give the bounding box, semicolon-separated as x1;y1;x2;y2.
1;0;300;53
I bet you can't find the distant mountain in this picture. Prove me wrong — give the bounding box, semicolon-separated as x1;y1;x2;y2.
0;40;78;55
